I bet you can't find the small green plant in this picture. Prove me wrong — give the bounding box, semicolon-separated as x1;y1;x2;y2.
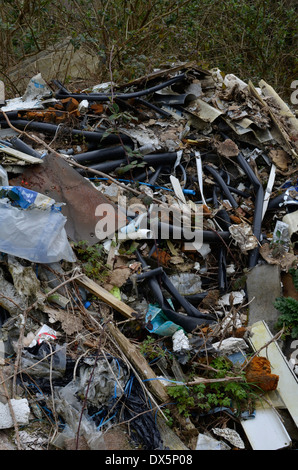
167;356;256;419
289;268;298;291
270;227;289;257
274;296;298;339
162;408;174;428
274;268;298;339
140;335;166;361
115;146;147;176
73;240;110;281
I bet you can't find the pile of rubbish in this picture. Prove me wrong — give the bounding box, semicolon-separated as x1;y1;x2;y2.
0;62;298;451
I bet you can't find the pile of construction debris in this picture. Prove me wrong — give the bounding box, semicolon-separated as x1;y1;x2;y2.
0;62;298;451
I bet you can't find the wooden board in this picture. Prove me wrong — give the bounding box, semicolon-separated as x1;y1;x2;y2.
77;275;136;319
107;321;169;404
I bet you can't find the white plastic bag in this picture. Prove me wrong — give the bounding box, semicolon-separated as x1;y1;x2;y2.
0;198;76;263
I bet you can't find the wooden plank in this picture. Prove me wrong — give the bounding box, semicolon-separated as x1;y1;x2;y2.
78;275;169;402
107;321;169;404
77;274;136;319
156;415;189;450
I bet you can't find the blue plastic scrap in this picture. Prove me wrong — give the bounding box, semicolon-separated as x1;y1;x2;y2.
0;186;62;211
145;303;182;336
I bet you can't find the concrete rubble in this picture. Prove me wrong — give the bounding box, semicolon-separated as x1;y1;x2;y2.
0;62;298;451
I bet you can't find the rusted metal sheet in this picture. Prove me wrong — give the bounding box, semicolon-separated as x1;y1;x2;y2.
11;153;127;245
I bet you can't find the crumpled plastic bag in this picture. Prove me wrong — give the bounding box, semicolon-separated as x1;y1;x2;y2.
0;187;76;263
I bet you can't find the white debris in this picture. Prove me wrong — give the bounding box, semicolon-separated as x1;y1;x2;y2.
220;312;243;334
282;210;298;237
169;273;202;296
172;329;190;353
212;427;245;449
213;337;248;356
218;290;246;307
229;223;258;252
223;74;248;90
78;99;89;114
0;399;30;429
196;433;230;450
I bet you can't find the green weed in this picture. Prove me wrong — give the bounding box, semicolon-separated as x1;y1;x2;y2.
73;240;110;282
167;356;256;419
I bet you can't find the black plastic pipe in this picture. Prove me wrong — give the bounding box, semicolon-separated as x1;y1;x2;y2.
153;93;192;106
218;246;228;294
227;185;250;198
156;222;230;244
72;145;129;164
236;152;264;267
4;120;134;146
0;111;19;121
78;152;178;174
214;209;232;232
204;165;238;209
134;98;171;118
10;137;41;159
181;292;208;305
77;158;126;174
161;271;215;321
136;267;164;280
267;192;298;210
136;251;216;332
136;266;212;319
54;74;187;102
148;166;163;185
134;169;155;182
